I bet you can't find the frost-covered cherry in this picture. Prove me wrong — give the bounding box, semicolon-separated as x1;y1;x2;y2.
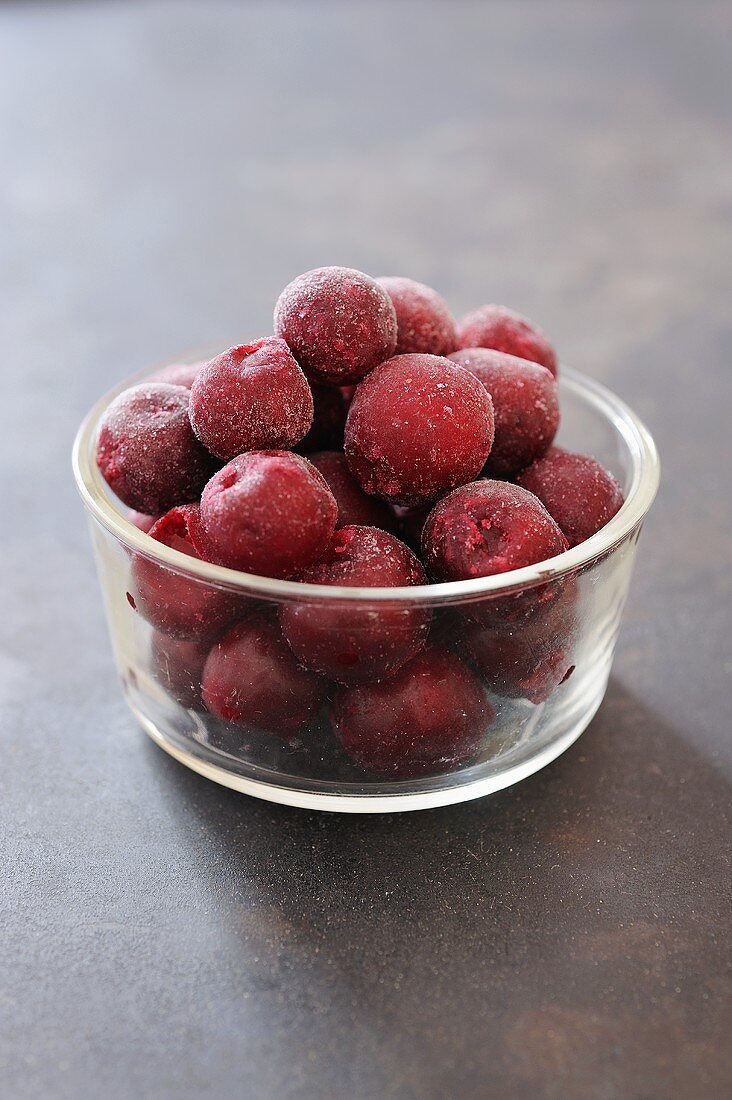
280;525;429;684
97;383;217;514
422;480;568;582
467;625;574;704
199;451;338;578
377;276;457;356
274;266;397;385
331;647;493;777
189;339;313;461
463;589;578;703
456;304;557;376
344;353;494;506
517;447;624;547
202;612;328;736
449;348;559;477
131;505;246;639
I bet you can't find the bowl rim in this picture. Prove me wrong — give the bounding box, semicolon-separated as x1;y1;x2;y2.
72;361;660;604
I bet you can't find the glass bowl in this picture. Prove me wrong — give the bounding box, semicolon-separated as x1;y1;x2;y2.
72;361;659;812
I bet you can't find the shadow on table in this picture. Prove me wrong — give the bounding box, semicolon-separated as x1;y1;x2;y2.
144;675;732;1097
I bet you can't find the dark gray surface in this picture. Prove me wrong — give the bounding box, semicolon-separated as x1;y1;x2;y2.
2;2;731;1097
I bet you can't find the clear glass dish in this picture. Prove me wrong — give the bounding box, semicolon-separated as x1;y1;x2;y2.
72;361;659;812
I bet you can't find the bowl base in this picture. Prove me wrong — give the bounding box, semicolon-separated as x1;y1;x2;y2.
128;683;606;813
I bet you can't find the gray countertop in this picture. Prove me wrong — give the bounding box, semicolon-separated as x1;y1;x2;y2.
2;2;731;1097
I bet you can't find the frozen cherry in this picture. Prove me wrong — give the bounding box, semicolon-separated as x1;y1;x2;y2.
456;304;558;377
517;446;624;547
280;525;430;684
149;361;205;389
377;276;457;356
449;348;559;477
97;383;217;514
308;452;396;531
344;353;495;506
462;589;578;703
199;450;338;578
273;266;397;385
422;480;568;582
202;611;328;736
131;505;246;639
296;384;347;453
150;631;209;710
331;647;494;778
466;625;574;704
189;339;313;461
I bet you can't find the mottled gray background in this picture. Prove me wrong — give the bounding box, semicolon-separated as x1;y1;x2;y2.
2;2;731;1098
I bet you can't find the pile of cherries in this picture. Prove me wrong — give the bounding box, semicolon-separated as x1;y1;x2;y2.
97;266;624;779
